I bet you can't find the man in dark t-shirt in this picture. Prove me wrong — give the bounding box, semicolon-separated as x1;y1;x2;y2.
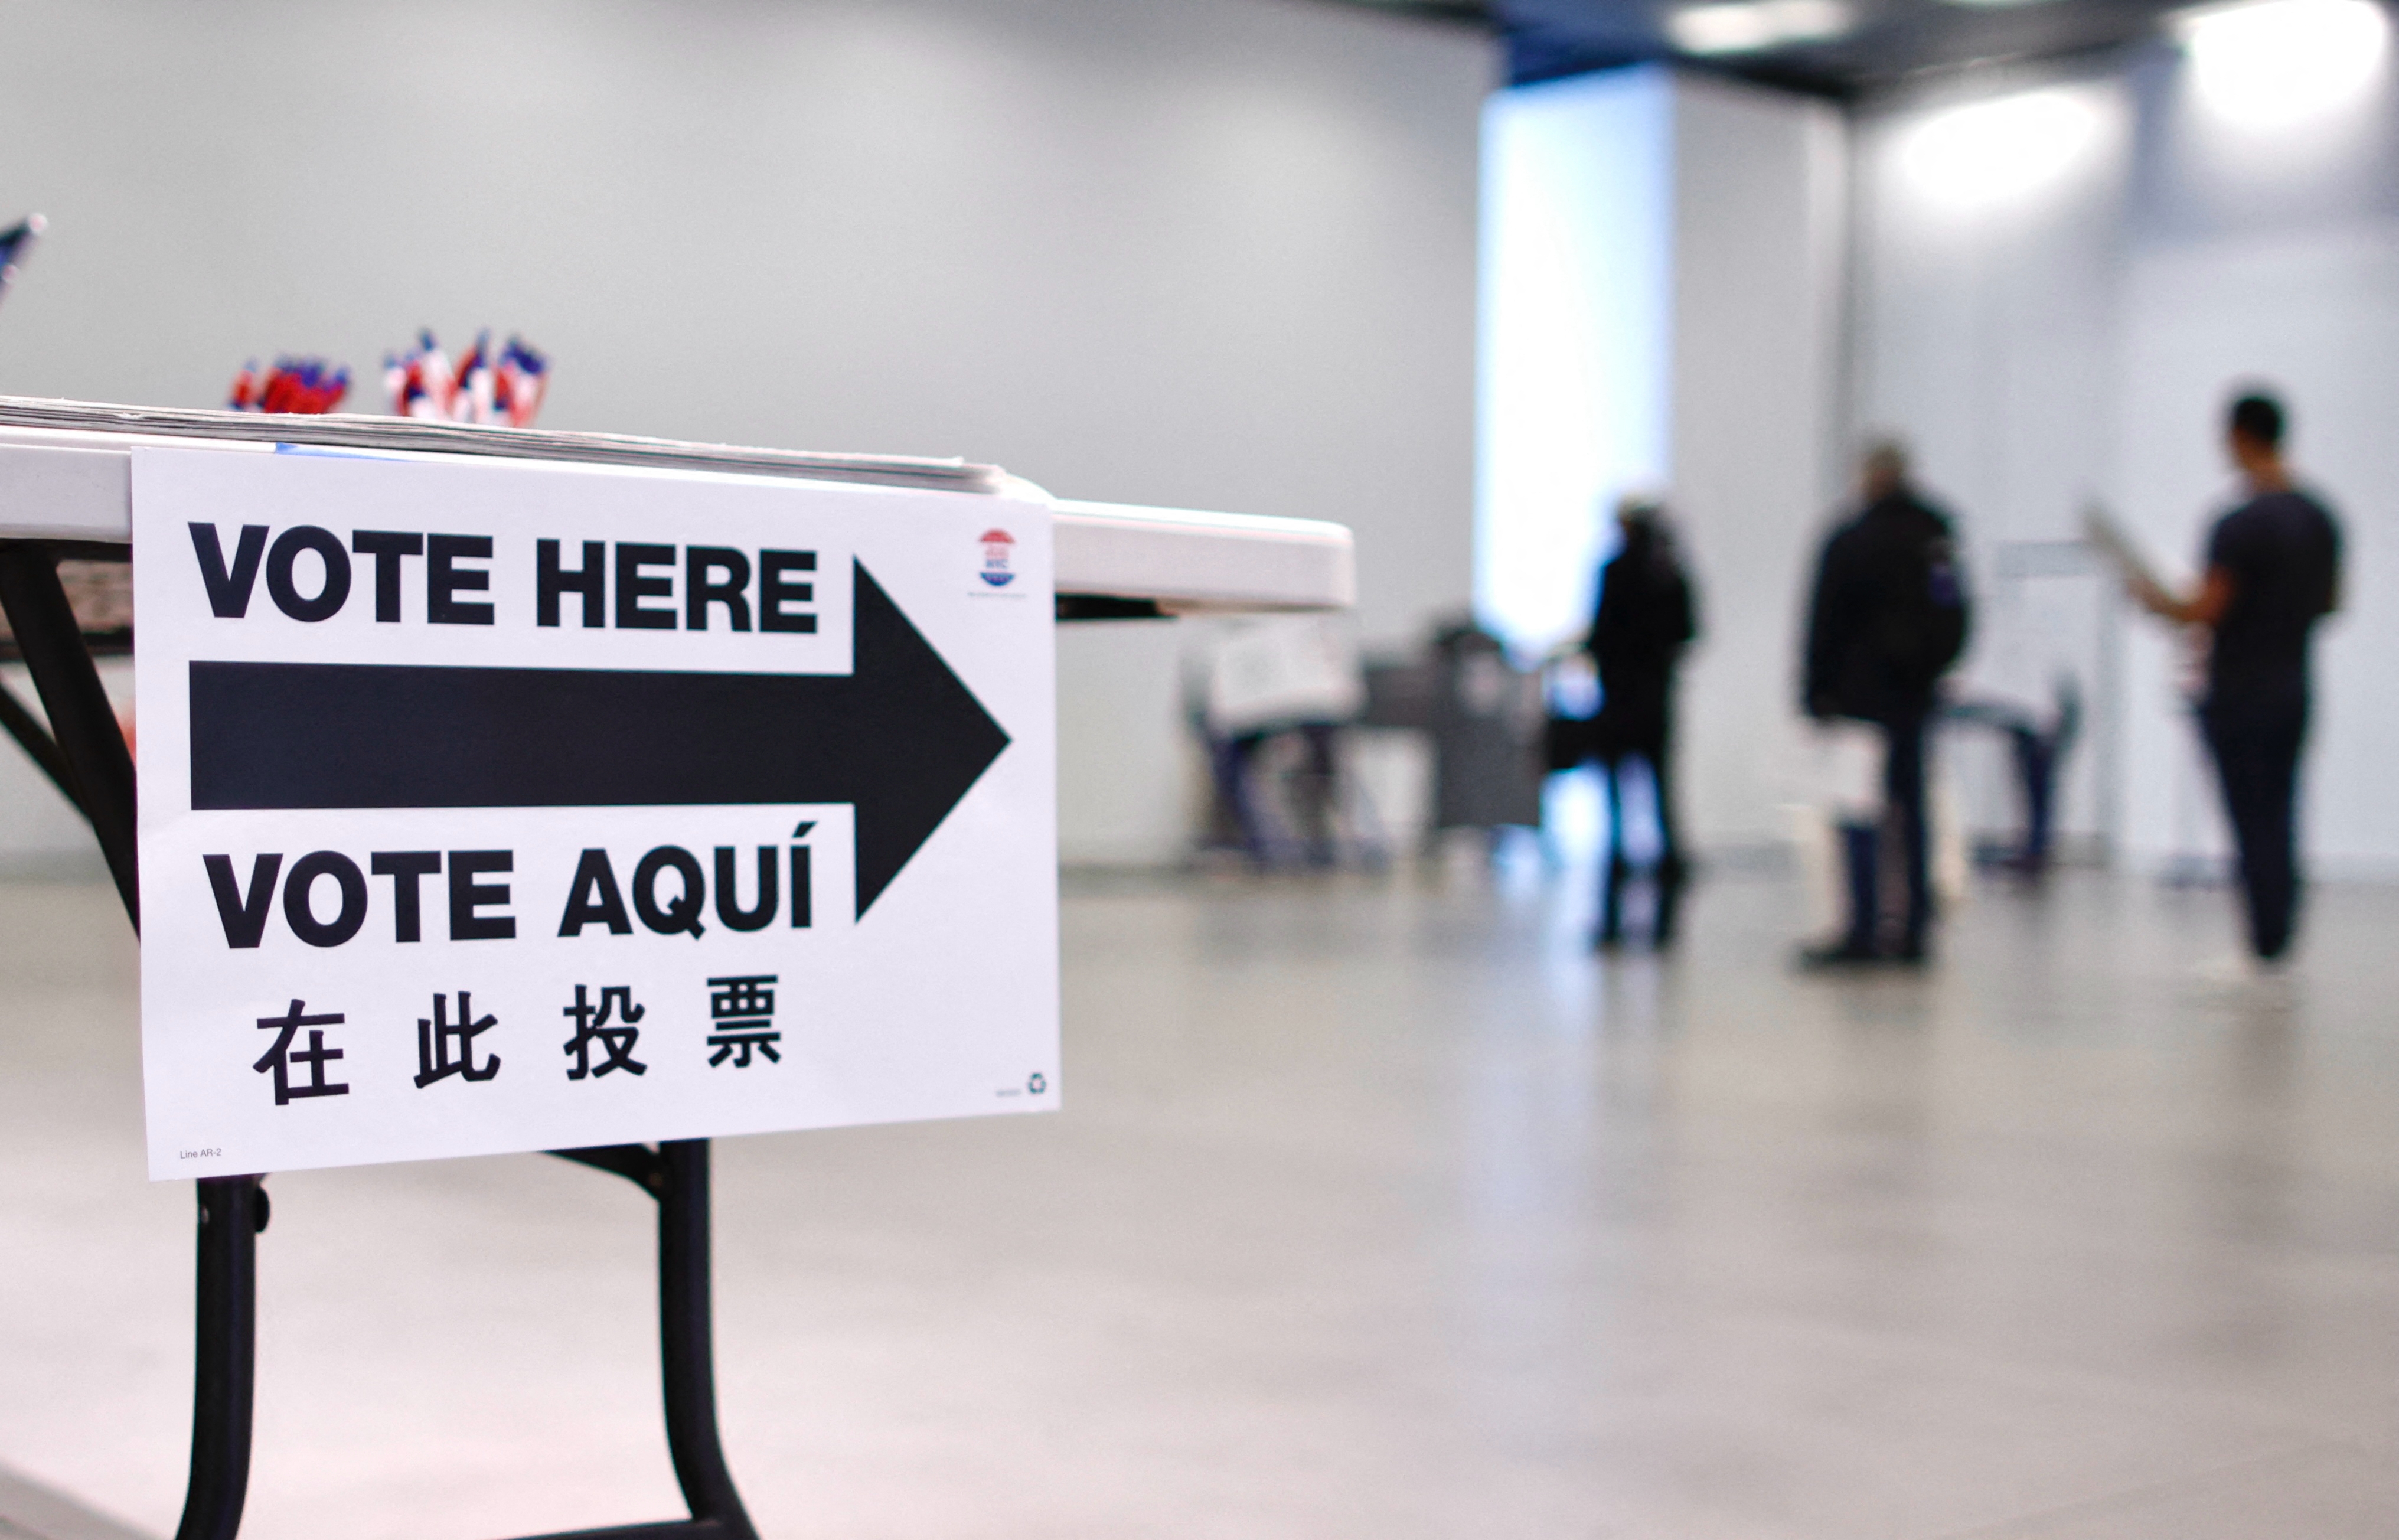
2133;391;2342;962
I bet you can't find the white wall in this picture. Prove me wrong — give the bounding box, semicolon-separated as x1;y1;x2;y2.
1477;67;1674;652
2113;221;2399;875
1667;73;1848;849
1855;32;2399;874
1852;71;2134;849
0;0;1489;869
1477;66;1846;853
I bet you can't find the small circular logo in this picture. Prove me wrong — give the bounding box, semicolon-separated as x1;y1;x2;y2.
978;527;1016;588
1026;1072;1047;1094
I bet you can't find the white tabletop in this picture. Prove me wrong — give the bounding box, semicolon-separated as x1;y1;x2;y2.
0;399;1354;614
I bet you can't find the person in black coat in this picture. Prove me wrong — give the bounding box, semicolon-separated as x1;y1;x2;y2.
1801;442;1970;965
1586;495;1698;948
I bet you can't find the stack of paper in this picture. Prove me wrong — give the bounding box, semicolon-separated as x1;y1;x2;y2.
2083;502;2164;595
0;396;1005;495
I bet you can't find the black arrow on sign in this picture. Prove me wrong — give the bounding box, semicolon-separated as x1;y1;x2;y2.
188;562;1010;916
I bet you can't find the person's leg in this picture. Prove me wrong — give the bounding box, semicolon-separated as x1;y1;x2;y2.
2209;702;2307;960
2271;698;2310;954
1646;726;1688;945
2009;723;2053;872
1216;732;1270;864
1205;733;1242;850
1804;723;1882;964
1885;714;1932;957
2204;710;2272;958
1596;755;1627;946
1298;721;1339;866
1649;724;1684;875
1838;821;1879;956
2250;708;2303;958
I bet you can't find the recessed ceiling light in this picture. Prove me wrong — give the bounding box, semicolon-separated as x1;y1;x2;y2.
1670;3;1777;53
1769;0;1852;40
1898;86;2111;210
1667;0;1853;55
2173;0;2391;126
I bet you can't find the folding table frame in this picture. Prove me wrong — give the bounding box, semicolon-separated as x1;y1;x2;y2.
0;403;1352;1540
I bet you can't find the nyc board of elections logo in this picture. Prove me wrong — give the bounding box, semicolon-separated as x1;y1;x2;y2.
133;448;1060;1179
978;528;1016;588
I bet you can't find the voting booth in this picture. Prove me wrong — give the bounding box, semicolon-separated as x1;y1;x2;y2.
0;399;1353;1540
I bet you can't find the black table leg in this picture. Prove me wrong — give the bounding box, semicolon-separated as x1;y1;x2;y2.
655;1140;755;1540
535;1140;759;1540
175;1177;263;1540
0;544;273;1538
0;542;136;926
0;674;84;811
0;544;756;1540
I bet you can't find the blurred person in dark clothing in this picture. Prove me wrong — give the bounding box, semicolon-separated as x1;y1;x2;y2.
1800;441;1971;965
2130;390;2341;964
1585;494;1698;948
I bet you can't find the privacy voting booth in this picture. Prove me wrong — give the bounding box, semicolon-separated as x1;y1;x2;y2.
0;399;1354;1540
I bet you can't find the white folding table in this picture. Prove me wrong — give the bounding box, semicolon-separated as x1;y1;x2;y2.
0;398;1353;1540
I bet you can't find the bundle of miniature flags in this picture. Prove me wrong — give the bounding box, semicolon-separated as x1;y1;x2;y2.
227;357;351;414
0;214;44;310
384;329;549;426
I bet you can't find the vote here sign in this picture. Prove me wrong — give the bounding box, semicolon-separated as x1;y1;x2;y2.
132;446;1057;1179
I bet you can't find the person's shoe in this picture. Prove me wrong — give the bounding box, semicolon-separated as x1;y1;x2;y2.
1592;927;1625;953
1891;935;1931;965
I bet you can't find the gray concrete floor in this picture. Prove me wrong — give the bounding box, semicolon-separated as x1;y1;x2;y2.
2;862;2396;1539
